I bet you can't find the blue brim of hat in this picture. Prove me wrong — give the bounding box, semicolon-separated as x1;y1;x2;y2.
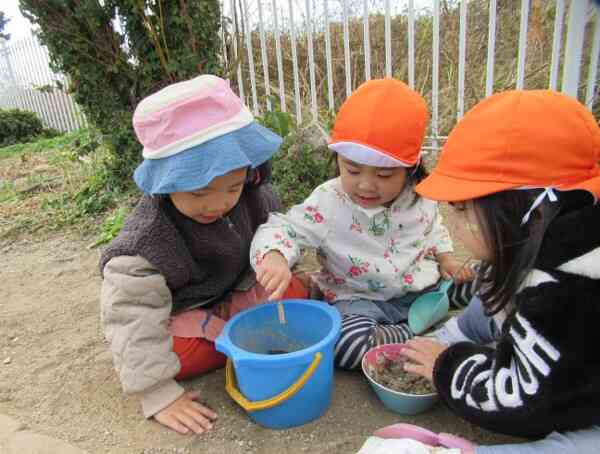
134;122;283;194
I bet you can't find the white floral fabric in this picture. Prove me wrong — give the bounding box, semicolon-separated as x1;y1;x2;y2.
250;178;453;302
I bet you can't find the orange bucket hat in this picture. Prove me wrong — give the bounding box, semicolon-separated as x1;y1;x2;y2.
329;79;429;167
416;90;600;202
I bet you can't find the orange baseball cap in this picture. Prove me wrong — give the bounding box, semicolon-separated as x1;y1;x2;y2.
329;78;429;167
416;90;600;202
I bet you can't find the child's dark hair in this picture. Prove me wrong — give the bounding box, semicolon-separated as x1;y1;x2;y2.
246;161;272;188
473;189;591;315
406;162;428;186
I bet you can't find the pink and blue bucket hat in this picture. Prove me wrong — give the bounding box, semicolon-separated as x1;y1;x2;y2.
133;75;283;194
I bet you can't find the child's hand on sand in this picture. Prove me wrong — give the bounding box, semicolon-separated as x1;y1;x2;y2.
154;391;217;435
402;337;448;382
437;254;475;283
256;251;292;300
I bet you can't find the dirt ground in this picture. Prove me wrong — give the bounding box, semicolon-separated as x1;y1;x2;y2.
0;232;521;454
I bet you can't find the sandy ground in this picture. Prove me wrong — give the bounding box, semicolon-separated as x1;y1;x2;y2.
0;233;521;454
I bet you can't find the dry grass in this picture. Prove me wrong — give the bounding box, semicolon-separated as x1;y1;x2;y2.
225;0;599;131
0;131;134;246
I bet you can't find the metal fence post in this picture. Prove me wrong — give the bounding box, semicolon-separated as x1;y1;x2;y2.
562;0;590;98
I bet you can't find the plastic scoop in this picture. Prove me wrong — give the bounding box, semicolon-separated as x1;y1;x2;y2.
373;423;476;451
408;280;453;335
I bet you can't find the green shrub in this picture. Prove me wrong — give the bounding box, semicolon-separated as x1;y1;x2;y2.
256;96;295;139
0;108;45;146
271;124;336;209
20;1;223;190
89;206;130;248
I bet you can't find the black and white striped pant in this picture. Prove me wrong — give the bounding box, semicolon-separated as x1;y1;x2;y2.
334;315;413;370
334;279;479;370
448;273;482;309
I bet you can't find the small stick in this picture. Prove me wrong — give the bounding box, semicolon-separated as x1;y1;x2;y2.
277;301;286;324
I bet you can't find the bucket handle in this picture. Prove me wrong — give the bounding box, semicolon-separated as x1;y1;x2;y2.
225;352;322;412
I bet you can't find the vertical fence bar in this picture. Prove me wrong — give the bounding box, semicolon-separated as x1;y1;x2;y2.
485;0;497;96
3;38;21;113
22;38;43;124
432;0;440;150
242;0;259;114
562;0;588;98
408;0;415;88
230;0;245;101
40;41;71;131
516;0;530;90
271;0;286;112
363;0;371;81
220;11;229;70
342;0;352;97
257;0;271;111
457;0;468;120
585;10;600;108
36;38;62;130
27;36;53;129
6;40;23;112
6;40;30;115
288;0;302;122
58;87;75;131
305;0;318;119
37;39;61;129
384;0;392;78
549;0;565;90
43;35;77;132
324;0;335;111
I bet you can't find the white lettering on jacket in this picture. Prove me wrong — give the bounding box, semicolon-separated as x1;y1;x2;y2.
450;312;561;411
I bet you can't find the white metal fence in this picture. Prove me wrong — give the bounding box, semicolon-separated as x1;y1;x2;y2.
221;0;600;150
0;34;86;133
0;1;597;142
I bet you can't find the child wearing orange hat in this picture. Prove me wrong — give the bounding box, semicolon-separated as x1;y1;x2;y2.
250;79;474;370
400;90;600;452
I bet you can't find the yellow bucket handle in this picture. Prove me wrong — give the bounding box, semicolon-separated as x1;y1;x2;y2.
225;352;322;412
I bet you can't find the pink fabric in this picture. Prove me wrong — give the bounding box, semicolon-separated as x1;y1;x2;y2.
133;79;243;151
168;283;270;341
374;423;477;450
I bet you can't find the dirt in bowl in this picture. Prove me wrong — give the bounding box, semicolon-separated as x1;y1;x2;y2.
366;351;436;395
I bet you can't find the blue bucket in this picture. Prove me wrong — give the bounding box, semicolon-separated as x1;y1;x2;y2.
215;299;341;429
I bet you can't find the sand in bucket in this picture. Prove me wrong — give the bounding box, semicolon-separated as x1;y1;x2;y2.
236;321;308;356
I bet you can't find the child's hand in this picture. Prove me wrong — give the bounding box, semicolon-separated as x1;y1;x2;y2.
402;337;448;382
437;255;475;283
256;251;292;300
154;391;217;435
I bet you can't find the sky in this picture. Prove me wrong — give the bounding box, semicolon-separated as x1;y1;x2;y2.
3;0;31;41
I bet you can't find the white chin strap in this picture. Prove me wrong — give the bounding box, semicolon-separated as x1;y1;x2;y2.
521;187;558;225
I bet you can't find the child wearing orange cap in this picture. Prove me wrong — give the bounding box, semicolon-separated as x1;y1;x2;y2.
250;79;475;370
400;90;600;453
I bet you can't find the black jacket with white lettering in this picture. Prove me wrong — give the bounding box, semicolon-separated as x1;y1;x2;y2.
433;200;600;438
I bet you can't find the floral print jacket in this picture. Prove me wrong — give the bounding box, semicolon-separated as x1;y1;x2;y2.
250;177;453;302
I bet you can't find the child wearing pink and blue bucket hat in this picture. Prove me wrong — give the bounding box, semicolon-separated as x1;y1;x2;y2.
99;75;308;435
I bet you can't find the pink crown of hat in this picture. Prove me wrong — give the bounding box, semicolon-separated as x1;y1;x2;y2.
133;75;254;160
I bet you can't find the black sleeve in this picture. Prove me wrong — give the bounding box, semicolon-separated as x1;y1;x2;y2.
433;275;600;439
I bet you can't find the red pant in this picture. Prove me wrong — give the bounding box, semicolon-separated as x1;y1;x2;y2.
173;277;308;380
